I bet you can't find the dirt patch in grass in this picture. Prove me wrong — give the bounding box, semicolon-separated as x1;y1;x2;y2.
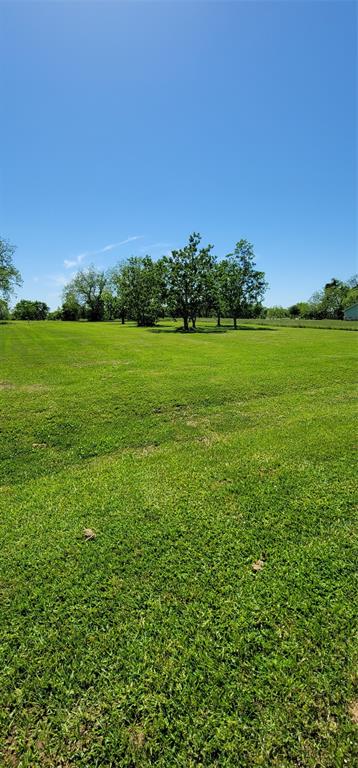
128;726;146;750
185;416;211;428
349;700;358;724
195;431;223;446
0;382;49;393
2;741;18;767
132;444;158;457
72;359;131;367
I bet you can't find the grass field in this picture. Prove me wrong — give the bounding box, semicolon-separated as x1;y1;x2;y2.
1;320;357;767
235;318;358;331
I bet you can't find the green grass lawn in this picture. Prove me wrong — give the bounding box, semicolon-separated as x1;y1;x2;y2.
233;318;358;330
0;320;357;767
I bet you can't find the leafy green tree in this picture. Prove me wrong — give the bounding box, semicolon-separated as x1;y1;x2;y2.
308;278;350;319
209;260;228;327
319;278;347;319
13;300;49;320
0;238;22;300
244;302;265;318
63;266;107;321
108;265;128;324
113;256;165;326
288;304;300;318
266;305;289;318
101;288;121;321
60;290;82;321
220;240;267;329
48;309;62;320
343;275;358;310
289;276;358;319
288;302;311;318
165;233;215;331
0;299;10;320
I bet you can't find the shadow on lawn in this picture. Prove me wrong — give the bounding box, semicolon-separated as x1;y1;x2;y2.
148;324;278;334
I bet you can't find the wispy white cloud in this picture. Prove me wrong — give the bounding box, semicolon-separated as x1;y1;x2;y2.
64;253;86;269
100;244;117;253
100;236;144;253
63;236;144;268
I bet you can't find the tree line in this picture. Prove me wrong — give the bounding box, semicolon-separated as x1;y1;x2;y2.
1;233;267;327
58;234;266;330
1;233;357;325
263;276;358;320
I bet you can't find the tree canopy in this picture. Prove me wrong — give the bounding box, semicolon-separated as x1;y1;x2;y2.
292;276;358;320
62;266;107;321
164;233;215;331
219;240;267;329
13;300;49;320
5;231;356;326
111;256;166;327
55;234;268;329
0;238;22;300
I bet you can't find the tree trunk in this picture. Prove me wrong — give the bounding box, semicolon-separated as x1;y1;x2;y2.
183;315;189;332
233;316;237;329
192;316;196;329
217;313;221;327
121;313;125;324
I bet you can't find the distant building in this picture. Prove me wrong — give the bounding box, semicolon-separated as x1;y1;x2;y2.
343;303;358;320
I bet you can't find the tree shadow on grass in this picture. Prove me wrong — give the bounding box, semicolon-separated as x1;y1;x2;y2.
218;324;278;332
148;324;278;334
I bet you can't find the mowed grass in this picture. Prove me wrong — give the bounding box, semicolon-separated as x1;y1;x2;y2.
234;318;358;331
0;320;357;767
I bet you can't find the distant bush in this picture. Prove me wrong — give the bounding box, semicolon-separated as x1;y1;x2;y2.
288;302;312;318
47;309;62;320
266;306;290;318
13;300;49;320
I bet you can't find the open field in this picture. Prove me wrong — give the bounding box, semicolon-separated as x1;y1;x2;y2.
234;318;358;331
0;320;357;767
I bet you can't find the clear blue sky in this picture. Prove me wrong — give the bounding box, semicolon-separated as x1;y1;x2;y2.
1;0;356;309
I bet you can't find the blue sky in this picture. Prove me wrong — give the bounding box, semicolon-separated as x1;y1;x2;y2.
1;0;356;309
